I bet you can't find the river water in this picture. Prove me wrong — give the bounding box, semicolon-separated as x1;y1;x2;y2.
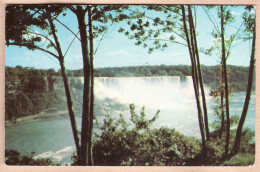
5;76;255;165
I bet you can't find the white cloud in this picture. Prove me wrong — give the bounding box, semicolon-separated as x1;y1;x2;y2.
108;50;129;56
230;11;242;16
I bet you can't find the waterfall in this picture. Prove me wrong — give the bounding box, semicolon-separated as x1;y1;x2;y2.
93;76;205;109
67;76;254;137
90;76;202;136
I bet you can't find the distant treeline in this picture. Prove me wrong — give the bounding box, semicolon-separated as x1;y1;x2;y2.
6;64;255;89
7;64;253;80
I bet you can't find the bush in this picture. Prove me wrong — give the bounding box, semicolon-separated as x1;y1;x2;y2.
93;104;201;166
5;149;59;166
220;153;255;166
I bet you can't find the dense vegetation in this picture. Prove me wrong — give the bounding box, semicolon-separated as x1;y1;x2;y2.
90;105;255;166
5;150;58;166
92;104;201;166
5;66;65;121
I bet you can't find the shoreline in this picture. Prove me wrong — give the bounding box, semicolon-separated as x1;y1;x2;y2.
5;110;69;127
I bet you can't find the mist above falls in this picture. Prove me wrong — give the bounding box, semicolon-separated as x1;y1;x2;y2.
73;76;212;137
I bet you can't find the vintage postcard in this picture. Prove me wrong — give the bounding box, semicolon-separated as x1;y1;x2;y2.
1;0;259;172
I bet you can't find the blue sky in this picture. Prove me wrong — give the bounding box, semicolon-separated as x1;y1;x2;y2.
5;5;254;70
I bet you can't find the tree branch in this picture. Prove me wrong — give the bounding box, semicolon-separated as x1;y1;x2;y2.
64;31;80;58
6;43;59;59
225;22;243;59
31;8;81;41
127;8;186;41
94;23;113;55
161;5;183;18
146;38;187;47
27;30;57;50
68;6;77;13
143;15;186;41
54;18;81;41
202;6;220;34
84;5;90;13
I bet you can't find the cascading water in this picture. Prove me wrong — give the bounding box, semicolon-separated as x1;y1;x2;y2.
91;76;211;137
95;76;193;109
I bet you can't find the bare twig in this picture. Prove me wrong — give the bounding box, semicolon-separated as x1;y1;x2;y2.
7;43;59;59
202;6;220;34
64;31;80;58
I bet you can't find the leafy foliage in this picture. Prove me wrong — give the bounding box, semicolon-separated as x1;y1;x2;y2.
209;102;255;159
5;149;59;166
118;5;185;54
220;153;254;166
92;104;201;166
91;102;255;166
5;5;65;52
5;66;62;120
242;6;255;40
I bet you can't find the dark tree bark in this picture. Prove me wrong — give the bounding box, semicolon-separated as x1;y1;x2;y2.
219;62;225;139
233;26;255;154
188;6;210;141
220;5;230;158
46;8;80;157
75;6;92;165
88;6;95;166
181;5;207;156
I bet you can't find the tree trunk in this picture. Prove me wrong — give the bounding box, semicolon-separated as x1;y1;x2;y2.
220;5;230;158
75;6;91;166
46;8;80;158
188;6;210;141
219;63;225;139
88;6;94;166
233;27;255;154
59;60;81;157
181;5;207;156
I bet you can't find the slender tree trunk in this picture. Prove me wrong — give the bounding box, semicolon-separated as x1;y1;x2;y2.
46;8;80;158
188;6;210;141
233;27;255;154
88;6;94;166
59;60;81;157
182;5;207;156
220;5;230;158
219;63;225;139
75;6;91;165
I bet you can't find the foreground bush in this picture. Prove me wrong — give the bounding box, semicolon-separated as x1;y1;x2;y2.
5;149;58;166
93;104;201;166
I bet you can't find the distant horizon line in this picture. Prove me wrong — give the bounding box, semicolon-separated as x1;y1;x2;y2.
5;63;251;71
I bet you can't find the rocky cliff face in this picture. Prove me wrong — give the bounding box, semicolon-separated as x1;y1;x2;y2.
46;76;83;90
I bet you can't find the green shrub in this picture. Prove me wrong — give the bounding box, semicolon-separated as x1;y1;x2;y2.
5;149;59;166
93;104;201;166
221;153;255;166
